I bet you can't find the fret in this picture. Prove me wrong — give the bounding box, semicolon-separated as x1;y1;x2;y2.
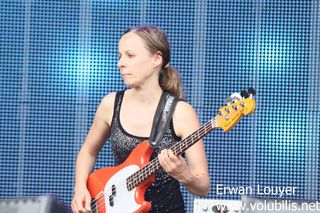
126;118;216;190
146;164;151;176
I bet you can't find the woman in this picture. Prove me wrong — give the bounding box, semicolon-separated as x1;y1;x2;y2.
71;25;210;213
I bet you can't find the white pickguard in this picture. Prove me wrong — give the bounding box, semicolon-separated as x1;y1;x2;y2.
103;165;140;212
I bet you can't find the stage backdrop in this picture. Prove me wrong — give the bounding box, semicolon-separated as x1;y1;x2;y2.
1;0;319;211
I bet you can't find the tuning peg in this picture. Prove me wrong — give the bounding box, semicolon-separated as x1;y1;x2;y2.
230;92;242;101
248;87;256;97
240;90;249;98
225;96;233;105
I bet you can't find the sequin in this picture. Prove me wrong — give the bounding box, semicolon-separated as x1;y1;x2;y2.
109;90;185;212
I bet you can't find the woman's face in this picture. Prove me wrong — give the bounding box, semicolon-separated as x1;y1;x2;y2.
117;32;162;87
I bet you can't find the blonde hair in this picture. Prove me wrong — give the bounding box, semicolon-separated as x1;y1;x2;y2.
124;25;184;99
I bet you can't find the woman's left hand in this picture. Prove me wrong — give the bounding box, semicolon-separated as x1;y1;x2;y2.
158;149;192;183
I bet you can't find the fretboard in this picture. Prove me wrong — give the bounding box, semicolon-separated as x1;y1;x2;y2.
126;118;215;191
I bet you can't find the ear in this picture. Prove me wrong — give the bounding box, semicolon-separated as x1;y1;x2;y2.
153;51;163;69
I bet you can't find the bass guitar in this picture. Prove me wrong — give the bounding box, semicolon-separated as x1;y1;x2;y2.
87;89;256;213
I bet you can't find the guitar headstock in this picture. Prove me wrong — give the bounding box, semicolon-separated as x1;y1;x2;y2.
215;88;256;132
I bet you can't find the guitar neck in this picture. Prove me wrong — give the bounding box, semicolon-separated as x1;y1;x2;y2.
127;119;215;190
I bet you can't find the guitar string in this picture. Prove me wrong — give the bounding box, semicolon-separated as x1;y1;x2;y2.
89;111;235;212
89;100;249;211
91;100;249;212
89;119;217;212
88;119;217;212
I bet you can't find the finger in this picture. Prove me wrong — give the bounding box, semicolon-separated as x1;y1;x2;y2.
162;149;179;168
167;149;179;162
158;149;165;165
85;194;91;211
178;155;186;164
72;199;81;213
73;198;86;213
80;200;89;213
161;149;179;172
158;149;170;170
71;202;77;213
79;206;87;213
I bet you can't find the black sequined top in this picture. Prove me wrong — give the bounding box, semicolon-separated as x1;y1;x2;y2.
109;90;185;212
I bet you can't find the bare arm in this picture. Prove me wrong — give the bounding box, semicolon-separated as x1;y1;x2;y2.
71;93;115;213
158;101;210;196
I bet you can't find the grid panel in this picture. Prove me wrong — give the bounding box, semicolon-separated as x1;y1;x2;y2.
254;1;312;200
0;1;27;197
204;1;257;201
0;1;319;212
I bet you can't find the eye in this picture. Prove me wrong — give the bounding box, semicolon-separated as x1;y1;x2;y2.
127;52;135;58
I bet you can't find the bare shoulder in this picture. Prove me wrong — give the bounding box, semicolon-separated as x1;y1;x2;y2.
100;92;117;109
97;92;117;126
174;101;198;120
173;101;201;138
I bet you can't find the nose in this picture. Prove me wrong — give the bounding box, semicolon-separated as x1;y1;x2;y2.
117;57;125;69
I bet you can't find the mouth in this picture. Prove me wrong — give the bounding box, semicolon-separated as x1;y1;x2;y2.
121;73;131;76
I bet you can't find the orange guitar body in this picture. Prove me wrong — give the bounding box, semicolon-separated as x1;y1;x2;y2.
86;93;256;213
87;140;155;213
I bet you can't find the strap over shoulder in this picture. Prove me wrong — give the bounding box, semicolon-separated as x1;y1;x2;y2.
149;91;178;148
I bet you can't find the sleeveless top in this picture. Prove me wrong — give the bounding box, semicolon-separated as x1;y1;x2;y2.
109;90;186;212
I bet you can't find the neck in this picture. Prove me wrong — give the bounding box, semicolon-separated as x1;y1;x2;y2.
130;85;163;105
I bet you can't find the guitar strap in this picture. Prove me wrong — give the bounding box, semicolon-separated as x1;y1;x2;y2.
149;91;178;148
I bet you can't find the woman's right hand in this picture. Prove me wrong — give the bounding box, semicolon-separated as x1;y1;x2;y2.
71;186;92;213
71;93;113;212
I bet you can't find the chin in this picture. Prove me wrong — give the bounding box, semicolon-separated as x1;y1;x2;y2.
123;81;135;88
123;79;140;88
